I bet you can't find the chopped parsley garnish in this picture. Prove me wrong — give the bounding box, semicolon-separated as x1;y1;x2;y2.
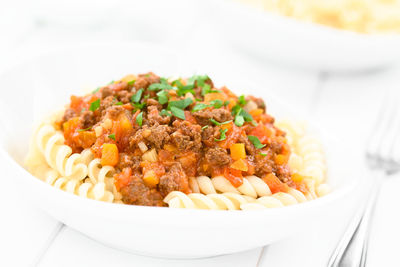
232;105;255;127
172;79;196;96
128;80;136;85
223;100;230;107
238;95;246;106
160;109;172;117
108;134;116;140
148;78;173;91
234;115;245;126
192;103;210;112
170;106;185;120
201;84;221;96
248;135;266;149
209;99;223;108
202;125;209;130
136;112;143;126
89;99;100;112
115;101;123;106
210;119;232;126
157;90;169;104
168;98;193;110
260;153;267;157
187;75;209;87
132;103;146;111
215;129;228;142
131;89;143;103
77;127;92;132
143;94;150;99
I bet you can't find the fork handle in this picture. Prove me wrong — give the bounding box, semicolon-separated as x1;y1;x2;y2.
327;170;385;267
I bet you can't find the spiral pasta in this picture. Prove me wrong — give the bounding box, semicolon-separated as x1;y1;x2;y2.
164;191;256;210
276;120;327;185
32;123;88;180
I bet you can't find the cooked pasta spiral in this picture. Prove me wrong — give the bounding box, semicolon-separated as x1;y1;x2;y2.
164;191;256;210
190;175;272;198
34;124;88;180
276;120;327;185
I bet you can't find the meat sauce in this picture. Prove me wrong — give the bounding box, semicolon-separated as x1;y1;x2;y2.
59;73;301;206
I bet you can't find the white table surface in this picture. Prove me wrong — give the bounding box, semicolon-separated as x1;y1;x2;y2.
1;3;400;266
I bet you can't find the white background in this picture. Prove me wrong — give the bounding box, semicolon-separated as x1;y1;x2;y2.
1;0;400;266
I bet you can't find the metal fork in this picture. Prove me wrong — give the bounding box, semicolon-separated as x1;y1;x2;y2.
328;96;400;267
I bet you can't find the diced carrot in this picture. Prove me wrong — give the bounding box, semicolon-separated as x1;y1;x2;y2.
122;103;133;110
230;159;248;172
230;143;246;160
227;98;237;110
262;173;289;193
291;173;304;183
249;123;272;143
79;131;96;148
275;154;288;165
70;95;84;112
223;167;243;187
219;124;241;149
114;167;132;191
118;113;133;133
101;144;119;166
244;160;255;176
143;170;160;188
184;111;197;124
204;92;228;102
249;108;264;120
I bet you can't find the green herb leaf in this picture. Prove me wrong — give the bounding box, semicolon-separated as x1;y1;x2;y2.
187;75;209;87
136;112;143;126
108;133;116;140
210;99;223;108
128;80;136;85
115;101;123;106
202;125;209;130
168;98;193;110
143;94;150;99
170;106;185;120
77;127;92;132
192;103;210;112
234;115;244;126
131;89;143;103
132;102;146;111
224;100;230;107
248;135;266;149
241;109;254;122
148;83;172;91
215;129;228;142
89;99;100;112
157;90;169;104
238;95;246;106
210;118;232;126
160;109;172;117
260;153;267;157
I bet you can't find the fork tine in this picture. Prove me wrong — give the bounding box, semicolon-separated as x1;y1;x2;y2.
377;98;400;161
366;97;392;159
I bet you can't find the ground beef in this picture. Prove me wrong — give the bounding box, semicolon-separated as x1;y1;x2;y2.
238;134;256;156
81;110;95;129
62;108;76;124
201;126;219;147
275;165;291;183
134;72;160;90
106;105;125;119
145;124;171;149
117;153;141;171
115;90;133;103
100;96;116;117
101;87;113;99
270;140;283;154
205;147;231;166
193;108;233;125
255;153;274;177
158;163;189;197
171;120;202;152
120;174;165;206
146;105;170;125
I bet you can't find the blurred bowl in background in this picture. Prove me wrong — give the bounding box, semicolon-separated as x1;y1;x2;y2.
212;0;400;71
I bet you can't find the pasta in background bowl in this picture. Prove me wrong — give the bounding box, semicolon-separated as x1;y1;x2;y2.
211;0;400;71
0;43;362;258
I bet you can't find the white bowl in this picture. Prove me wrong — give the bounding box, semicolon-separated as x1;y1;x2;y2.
0;42;360;258
212;0;400;72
